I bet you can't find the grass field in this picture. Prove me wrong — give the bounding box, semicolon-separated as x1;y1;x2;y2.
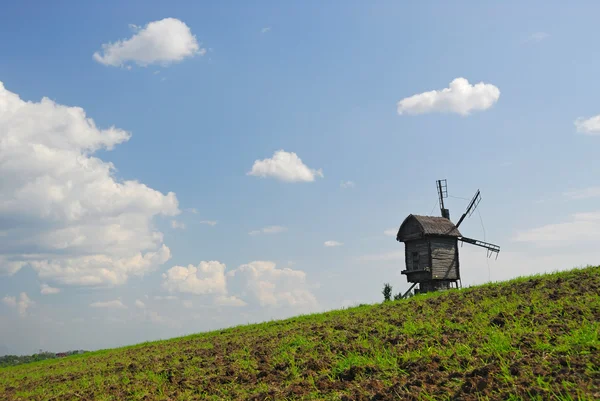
1;266;599;400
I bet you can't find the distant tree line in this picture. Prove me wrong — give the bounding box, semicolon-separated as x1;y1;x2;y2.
0;349;87;367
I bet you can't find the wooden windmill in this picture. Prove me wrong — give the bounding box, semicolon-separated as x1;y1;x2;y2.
395;179;500;297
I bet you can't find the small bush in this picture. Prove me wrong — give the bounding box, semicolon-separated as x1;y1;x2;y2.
382;283;392;302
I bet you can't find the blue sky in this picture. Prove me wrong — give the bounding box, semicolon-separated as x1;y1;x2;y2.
1;1;600;355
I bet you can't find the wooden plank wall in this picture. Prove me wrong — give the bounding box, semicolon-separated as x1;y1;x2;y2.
405;239;430;271
430;237;458;279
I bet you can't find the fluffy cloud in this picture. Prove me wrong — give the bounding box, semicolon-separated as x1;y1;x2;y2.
171;220;186;229
340;181;355;189
397;78;500;116
162;261;227;295
3;293;34;316
215;295;247;307
90;300;127;309
249;226;287;236
93;18;204;67
0;81;178;286
324;241;343;247
135;299;146;309
40;284;61;295
574;115;600;135
247;150;323;182
513;212;600;247
227;261;317;307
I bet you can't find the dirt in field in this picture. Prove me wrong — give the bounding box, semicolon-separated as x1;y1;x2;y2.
1;267;599;400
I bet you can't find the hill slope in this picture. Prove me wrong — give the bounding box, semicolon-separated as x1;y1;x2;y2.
1;266;599;400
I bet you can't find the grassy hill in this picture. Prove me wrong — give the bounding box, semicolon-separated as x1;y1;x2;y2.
1;266;599;401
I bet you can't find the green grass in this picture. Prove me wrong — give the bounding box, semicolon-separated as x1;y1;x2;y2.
1;266;599;400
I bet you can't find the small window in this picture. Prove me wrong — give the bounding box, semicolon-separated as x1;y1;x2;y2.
412;252;420;270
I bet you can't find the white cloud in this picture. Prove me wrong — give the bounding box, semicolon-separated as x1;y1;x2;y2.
3;293;34;317
185;208;199;214
384;228;397;237
324;240;343;247
524;32;549;43
153;295;178;301
135;299;145;309
171;220;186;229
90;299;127;309
574;115;600;135
181;300;193;308
40;284;61;295
215;295;247;307
162;261;227;295
513;212;600;247
2;296;16;308
397;78;500;116
340;181;355;189
18;293;33;316
249;225;288;236
200;220;217;226
142;309;172;326
261;27;271;34
0;81;178;286
262;226;286;234
228;261;317;308
564;187;600;200
247;150;323;183
93;18;204;67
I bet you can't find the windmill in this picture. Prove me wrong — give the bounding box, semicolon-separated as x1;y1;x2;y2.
395;179;500;297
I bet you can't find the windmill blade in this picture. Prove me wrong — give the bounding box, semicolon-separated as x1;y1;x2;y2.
436;179;450;219
455;189;481;228
458;236;500;259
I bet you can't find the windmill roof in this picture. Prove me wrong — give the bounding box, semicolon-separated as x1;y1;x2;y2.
396;214;462;241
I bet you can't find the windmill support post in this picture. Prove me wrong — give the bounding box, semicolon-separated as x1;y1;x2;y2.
400;282;417;299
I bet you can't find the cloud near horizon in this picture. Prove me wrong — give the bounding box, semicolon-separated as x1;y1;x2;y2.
93;18;204;67
162;261;228;296
161;260;316;309
513;212;600;247
227;261;317;308
397;78;500;116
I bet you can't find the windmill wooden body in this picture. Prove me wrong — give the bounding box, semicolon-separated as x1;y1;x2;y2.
395;179;500;297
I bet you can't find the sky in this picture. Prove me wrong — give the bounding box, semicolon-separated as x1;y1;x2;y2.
1;1;600;355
